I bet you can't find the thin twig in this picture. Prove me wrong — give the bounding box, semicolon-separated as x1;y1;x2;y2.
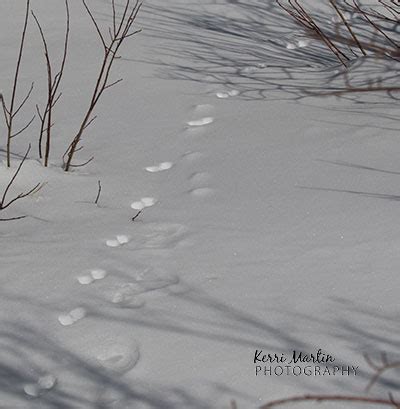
260;394;400;409
63;0;142;171
330;0;366;55
131;210;142;221
0;215;27;221
94;180;102;205
2;0;32;167
364;353;400;392
0;145;43;218
33;0;70;166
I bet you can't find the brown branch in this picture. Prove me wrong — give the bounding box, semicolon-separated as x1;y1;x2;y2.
94;180;101;205
0;145;43;218
305;85;400;96
364;353;400;392
68;156;95;168
0;215;27;222
351;1;399;51
33;0;70;166
11;115;36;139
277;0;349;66
13;82;34;117
131;210;142;221
330;0;366;55
2;0;32;167
63;0;142;171
260;394;400;409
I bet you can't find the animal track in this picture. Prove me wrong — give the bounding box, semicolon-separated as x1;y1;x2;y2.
58;307;86;326
181;151;203;162
187;117;214;127
96;342;140;374
130;222;189;250
106;235;131;248
77;269;107;285
145;162;173;173
108;267;179;307
23;374;57;398
189;171;211;185
216;89;239;98
189;187;214;198
130;197;157;211
193;103;214;114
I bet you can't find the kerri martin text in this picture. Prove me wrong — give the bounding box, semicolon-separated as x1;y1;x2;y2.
254;349;359;377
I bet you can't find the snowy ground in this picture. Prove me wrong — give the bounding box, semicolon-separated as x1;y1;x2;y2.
0;0;399;408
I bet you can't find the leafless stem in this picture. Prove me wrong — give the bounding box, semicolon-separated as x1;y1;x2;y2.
364;353;400;392
94;180;101;205
32;0;70;167
63;0;142;171
278;0;400;68
1;0;33;167
131;210;142;221
260;394;400;409
0;145;43;220
0;215;27;221
277;0;350;66
330;0;366;55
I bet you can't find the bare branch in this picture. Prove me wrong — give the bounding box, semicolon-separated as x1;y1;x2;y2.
131;210;142;221
68;156;95;168
94;180;101;205
0;145;43;218
13;82;34;117
11;115;36;139
3;0;32;167
33;0;70;166
0;215;27;222
330;0;366;55
364;353;400;392
260;394;400;409
63;0;142;171
82;0;107;50
104;78;123;90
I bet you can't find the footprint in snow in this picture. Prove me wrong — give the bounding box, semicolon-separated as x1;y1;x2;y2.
108;267;180;307
188;172;214;198
96;342;140;374
286;39;311;50
77;268;107;285
24;374;57;398
189;171;211;185
145;162;173;173
187;117;214;127
128;222;190;250
216;89;239;99
58;307;86;326
106;235;131;248
189;187;214;198
130;197;157;211
181;151;203;162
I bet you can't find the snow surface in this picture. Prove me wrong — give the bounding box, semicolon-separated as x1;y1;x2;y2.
0;0;399;408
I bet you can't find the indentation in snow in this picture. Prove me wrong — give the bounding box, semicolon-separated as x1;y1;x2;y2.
130;201;145;210
97;343;140;374
106;235;131;248
187;117;214;127
77;275;94;285
189;187;214;198
116;235;130;245
58;307;86;326
145;161;173;172
91;268;107;280
131;197;157;210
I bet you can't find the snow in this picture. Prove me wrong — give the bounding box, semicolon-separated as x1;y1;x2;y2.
0;0;399;408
